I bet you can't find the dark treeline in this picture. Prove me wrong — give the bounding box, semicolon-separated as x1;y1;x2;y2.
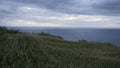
38;32;64;40
0;26;23;36
0;26;63;40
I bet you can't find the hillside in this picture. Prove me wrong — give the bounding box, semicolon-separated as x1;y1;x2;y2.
0;27;120;68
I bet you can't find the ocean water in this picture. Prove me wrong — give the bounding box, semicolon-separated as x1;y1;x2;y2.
7;27;120;46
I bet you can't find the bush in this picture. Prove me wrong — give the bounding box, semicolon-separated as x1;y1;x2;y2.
0;26;23;36
38;32;64;40
78;40;88;43
0;27;7;36
7;29;22;34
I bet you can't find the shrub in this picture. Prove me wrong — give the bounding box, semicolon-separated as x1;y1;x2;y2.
7;29;22;34
38;32;64;40
0;26;7;36
0;26;23;36
78;40;88;43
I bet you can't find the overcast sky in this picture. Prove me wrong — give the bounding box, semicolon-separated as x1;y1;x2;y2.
0;0;120;28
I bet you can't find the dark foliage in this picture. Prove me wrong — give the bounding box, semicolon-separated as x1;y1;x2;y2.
0;27;7;36
7;29;22;34
78;40;88;42
0;26;23;36
38;32;64;40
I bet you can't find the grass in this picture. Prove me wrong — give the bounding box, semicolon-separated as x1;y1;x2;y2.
0;27;120;68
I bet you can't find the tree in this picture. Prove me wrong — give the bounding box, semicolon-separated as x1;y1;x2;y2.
0;27;7;36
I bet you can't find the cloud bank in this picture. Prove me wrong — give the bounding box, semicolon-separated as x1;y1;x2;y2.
0;0;120;28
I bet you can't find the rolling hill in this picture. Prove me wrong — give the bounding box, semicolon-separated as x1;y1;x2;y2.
0;27;120;68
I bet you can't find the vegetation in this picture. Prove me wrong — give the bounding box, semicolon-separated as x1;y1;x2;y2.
0;27;7;36
0;26;120;68
0;26;23;36
78;40;88;43
38;32;64;40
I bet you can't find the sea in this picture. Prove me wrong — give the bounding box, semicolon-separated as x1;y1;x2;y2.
7;27;120;46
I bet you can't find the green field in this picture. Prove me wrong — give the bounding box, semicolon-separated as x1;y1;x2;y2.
0;27;120;68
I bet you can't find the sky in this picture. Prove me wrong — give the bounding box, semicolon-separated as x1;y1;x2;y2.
0;0;120;28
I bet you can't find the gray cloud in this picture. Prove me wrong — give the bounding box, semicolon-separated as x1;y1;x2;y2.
1;0;120;16
0;0;120;27
94;0;120;15
0;1;20;20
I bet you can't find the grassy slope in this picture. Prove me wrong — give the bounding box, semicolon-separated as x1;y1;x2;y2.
0;33;120;68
